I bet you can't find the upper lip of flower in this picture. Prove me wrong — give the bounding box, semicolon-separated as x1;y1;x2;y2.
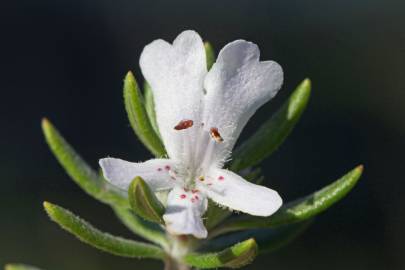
99;30;284;239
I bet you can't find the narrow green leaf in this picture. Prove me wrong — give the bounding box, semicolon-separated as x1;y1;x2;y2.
5;264;44;270
112;206;168;248
204;200;231;230
257;221;312;254
242;167;263;184
143;82;160;136
183;238;257;269
41;118;128;208
231;79;311;171
128;177;165;224
210;165;363;237
43;202;165;259
203;221;311;254
124;71;166;157
204;42;215;70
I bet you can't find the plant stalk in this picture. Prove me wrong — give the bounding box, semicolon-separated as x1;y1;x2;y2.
164;256;190;270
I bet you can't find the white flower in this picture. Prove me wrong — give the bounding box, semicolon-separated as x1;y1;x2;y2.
100;30;283;239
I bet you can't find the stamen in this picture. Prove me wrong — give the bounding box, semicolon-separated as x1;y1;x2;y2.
174;119;194;130
157;168;162;172
200;138;215;171
218;176;224;181
165;165;171;170
180;194;186;199
168;169;177;180
192;189;199;193
210;127;224;143
198;176;205;181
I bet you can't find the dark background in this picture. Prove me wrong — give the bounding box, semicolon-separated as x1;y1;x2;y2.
1;0;404;269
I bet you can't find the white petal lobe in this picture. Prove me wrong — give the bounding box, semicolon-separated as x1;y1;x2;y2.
163;186;208;239
198;168;282;216
139;30;207;163
203;40;283;165
99;158;177;192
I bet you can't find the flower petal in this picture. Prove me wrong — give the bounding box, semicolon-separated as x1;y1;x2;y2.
202;40;283;165
139;30;207;163
198;168;282;216
163;186;208;238
99;158;178;192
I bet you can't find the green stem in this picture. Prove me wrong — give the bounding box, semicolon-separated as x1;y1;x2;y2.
164;235;197;270
164;256;190;270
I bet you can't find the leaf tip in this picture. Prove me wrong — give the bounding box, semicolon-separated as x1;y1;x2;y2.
297;78;312;97
350;164;364;185
43;201;56;217
129;176;144;193
204;41;213;49
124;71;137;91
125;70;135;81
302;78;311;88
225;238;258;268
41;117;50;126
204;41;215;70
348;164;364;184
356;164;364;173
41;118;57;142
240;238;257;250
41;117;52;131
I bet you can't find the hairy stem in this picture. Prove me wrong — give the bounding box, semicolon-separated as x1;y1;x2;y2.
164;235;197;270
164;256;190;270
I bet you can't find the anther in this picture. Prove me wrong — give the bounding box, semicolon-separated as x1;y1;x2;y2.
198;176;205;181
180;194;186;199
210;127;224;142
174;119;194;130
218;176;224;181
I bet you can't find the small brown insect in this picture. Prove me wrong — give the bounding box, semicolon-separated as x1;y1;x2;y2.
210;127;224;142
174;119;194;130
